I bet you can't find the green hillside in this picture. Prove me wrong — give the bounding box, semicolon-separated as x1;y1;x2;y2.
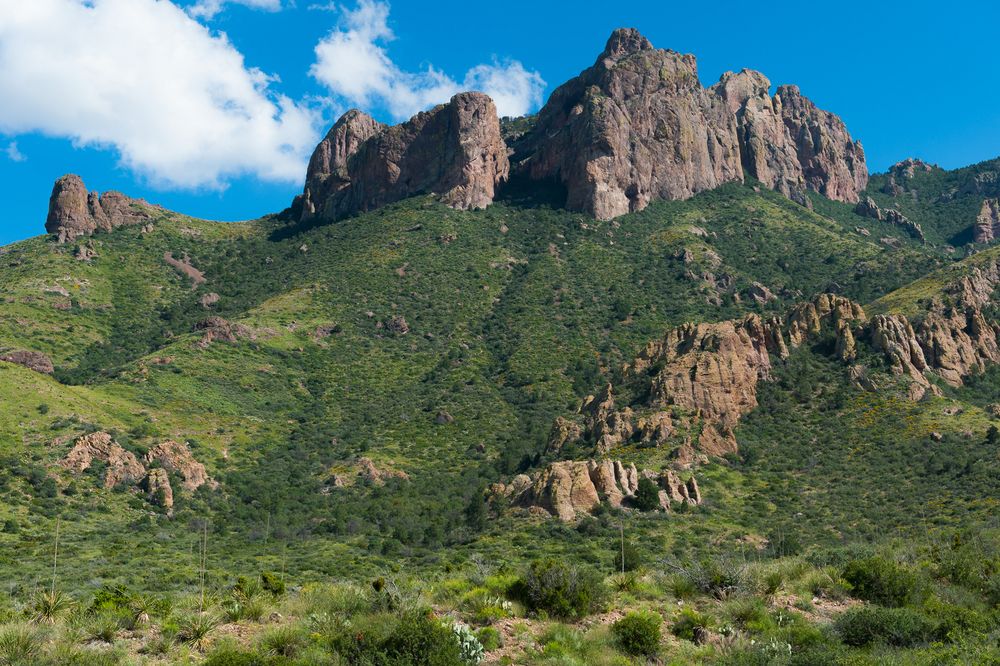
4;173;1000;663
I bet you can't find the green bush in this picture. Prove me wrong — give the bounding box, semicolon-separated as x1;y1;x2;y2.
332;610;464;665
671;608;711;643
835;606;936;647
515;559;606;619
475;626;501;652
611;541;645;573
842;557;924;607
260;572;285;597
612;610;662;656
632;477;661;512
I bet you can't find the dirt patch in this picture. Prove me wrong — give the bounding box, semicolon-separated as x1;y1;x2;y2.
164;251;206;287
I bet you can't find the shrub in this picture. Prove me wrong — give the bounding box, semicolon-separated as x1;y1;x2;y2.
382;610;464;665
842;557;924;607
611;541;644;573
203;642;260;666
632;478;661;512
612;610;662;656
475;626;501;652
258;625;308;658
835;606;935;647
515;559;606;619
671;608;711;643
260;571;285;597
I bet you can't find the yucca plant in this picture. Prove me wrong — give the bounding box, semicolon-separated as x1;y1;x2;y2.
30;590;75;625
178;613;218;650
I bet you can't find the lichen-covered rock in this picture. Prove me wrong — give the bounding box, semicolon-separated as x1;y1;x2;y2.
45;175;157;243
145;441;216;492
516;29;743;220
60;432;146;488
0;350;54;374
293;92;509;222
974;199;1000;243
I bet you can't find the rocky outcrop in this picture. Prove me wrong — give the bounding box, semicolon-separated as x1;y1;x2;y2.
45;175;157;243
0;350;54;374
546;416;583;454
882;158;936;195
61;433;214;506
357;457;409;486
974;199;1000;243
145;441;216;492
490;459;700;521
854;196;924;241
144;468;174;511
60;432;146;488
581;384;636;453
293;92;509;222
515;29;743;220
713;71;867;205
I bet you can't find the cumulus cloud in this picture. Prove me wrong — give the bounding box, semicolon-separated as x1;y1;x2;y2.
187;0;284;20
0;0;319;189
311;0;545;120
5;142;26;163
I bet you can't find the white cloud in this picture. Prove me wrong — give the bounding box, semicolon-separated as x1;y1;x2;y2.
310;0;544;120
187;0;283;20
5;141;25;163
0;0;319;190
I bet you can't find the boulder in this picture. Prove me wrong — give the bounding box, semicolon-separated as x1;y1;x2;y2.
293;92;509;222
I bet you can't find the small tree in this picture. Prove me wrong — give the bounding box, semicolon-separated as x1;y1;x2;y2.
632;477;661;512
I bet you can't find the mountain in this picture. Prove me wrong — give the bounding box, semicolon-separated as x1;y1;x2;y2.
3;27;1000;665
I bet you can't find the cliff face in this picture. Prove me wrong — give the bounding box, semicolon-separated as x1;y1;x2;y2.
293;92;509;223
510;29;867;220
45;175;157;243
292;29;867;224
514;28;744;220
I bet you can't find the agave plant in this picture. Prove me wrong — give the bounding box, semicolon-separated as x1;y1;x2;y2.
30;590;75;624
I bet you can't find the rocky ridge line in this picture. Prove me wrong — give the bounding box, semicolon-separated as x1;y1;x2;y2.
46;175;159;243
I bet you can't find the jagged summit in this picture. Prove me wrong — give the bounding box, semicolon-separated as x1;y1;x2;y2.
292;28;869;225
600;27;654;59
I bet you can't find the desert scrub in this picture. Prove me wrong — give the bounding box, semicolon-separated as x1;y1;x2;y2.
671;607;712;643
841;556;925;607
514;559;607;619
835;606;936;647
611;610;662;656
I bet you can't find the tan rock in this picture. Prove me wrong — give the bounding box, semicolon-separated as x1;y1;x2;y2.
974;199;1000;244
145;441;216;492
61;432;146;488
144;468;174;511
547;416;583;453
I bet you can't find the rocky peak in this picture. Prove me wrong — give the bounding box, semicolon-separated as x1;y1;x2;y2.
293;92;509;222
45;174;157;243
600;27;654;60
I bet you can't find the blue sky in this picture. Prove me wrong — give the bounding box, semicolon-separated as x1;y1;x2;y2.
1;0;998;245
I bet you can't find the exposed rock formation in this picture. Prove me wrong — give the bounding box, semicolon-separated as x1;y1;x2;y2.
144;468;174;511
854;196;924;241
60;432;146;488
515;28;743;220
713;71;868;205
145;441;216;492
45;175;157;243
356;457;410;486
0;350;54;374
883;158;936;195
61;433;215;506
490;459;700;521
974;199;1000;243
293;92;509;222
194;317;254;346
